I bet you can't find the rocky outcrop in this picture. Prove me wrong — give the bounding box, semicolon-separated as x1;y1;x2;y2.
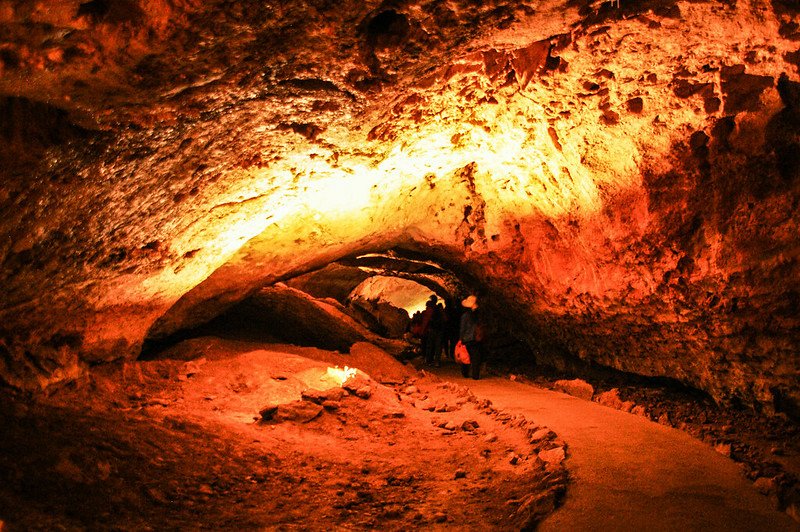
0;0;798;416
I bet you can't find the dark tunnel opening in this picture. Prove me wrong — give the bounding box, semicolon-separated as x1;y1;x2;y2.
138;247;715;406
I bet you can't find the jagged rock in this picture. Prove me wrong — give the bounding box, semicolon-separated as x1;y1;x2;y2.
461;420;479;432
258;405;279;421
263;401;324;423
626;97;644;113
343;373;373;397
595;388;624;409
322;400;341;411
753;476;776;495
553;379;594;401
529;428;555;443
714;442;732;457
353;386;373;399
301;387;347;404
537;447;566;465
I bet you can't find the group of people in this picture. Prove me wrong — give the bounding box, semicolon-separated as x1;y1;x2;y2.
409;293;484;380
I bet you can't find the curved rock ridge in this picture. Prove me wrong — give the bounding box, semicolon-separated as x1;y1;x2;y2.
0;0;798;415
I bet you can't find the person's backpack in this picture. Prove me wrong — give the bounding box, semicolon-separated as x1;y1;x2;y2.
455;341;471;364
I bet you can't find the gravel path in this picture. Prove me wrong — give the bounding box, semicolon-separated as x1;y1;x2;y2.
440;370;797;531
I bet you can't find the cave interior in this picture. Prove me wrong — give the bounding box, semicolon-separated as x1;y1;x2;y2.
0;0;799;528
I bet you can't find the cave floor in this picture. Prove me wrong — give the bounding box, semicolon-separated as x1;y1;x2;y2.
1;336;796;530
0;339;565;530
435;366;799;531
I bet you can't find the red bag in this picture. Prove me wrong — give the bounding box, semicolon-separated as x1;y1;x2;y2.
455;341;470;365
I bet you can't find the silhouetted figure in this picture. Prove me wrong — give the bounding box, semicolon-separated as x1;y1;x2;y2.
409;310;424;337
459;294;484;379
422;295;443;365
424;299;445;367
443;298;460;361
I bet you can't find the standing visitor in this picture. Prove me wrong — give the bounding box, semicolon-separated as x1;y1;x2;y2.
459;294;484;379
423;296;444;366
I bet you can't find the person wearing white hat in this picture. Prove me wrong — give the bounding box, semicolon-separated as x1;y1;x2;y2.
459;294;484;379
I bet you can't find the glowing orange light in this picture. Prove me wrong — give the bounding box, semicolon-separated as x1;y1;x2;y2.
326;366;357;387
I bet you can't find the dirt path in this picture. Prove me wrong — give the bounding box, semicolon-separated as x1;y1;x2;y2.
436;368;797;531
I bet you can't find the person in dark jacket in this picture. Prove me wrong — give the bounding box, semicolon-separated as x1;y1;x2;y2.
443;297;460;361
459;294;484;379
424;297;445;367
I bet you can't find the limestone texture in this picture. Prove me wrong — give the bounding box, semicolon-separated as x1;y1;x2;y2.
0;0;798;417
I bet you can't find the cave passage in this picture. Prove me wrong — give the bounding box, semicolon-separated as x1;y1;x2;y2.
1;0;799;528
142;249;475;357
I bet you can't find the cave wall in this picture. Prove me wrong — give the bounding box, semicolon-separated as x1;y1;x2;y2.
0;0;798;414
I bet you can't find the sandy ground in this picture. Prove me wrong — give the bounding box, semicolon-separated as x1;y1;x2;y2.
443;368;799;531
0;338;566;530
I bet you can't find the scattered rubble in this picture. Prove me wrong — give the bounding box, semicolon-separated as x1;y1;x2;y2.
0;339;568;529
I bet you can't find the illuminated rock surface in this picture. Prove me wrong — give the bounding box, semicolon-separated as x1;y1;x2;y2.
1;0;799;419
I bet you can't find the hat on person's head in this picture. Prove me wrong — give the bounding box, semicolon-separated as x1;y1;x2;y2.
461;295;478;309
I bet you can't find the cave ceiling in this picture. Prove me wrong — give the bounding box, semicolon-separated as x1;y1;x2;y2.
0;0;799;415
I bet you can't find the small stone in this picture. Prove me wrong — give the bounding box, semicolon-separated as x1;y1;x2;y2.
354;386;372;399
45;47;64;63
322;400;341;410
595;388;624;409
302;387;347;404
769;446;783;456
198;484;214;495
259;405;279;420
301;389;327;404
626;96;644;113
444;421;457;431
454;469;467;479
538;446;566;464
553;379;594;401
433;512;447;523
509;453;520;465
146;487;169;503
273;401;324;423
714;442;732;457
529;428;554;443
404;385;419;395
343;374;372;395
786;502;799;523
461;420;478;432
601;108;620;125
631;405;647;417
484;433;498;443
753;476;775;495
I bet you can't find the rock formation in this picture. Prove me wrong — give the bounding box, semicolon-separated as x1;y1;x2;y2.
0;0;798;417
